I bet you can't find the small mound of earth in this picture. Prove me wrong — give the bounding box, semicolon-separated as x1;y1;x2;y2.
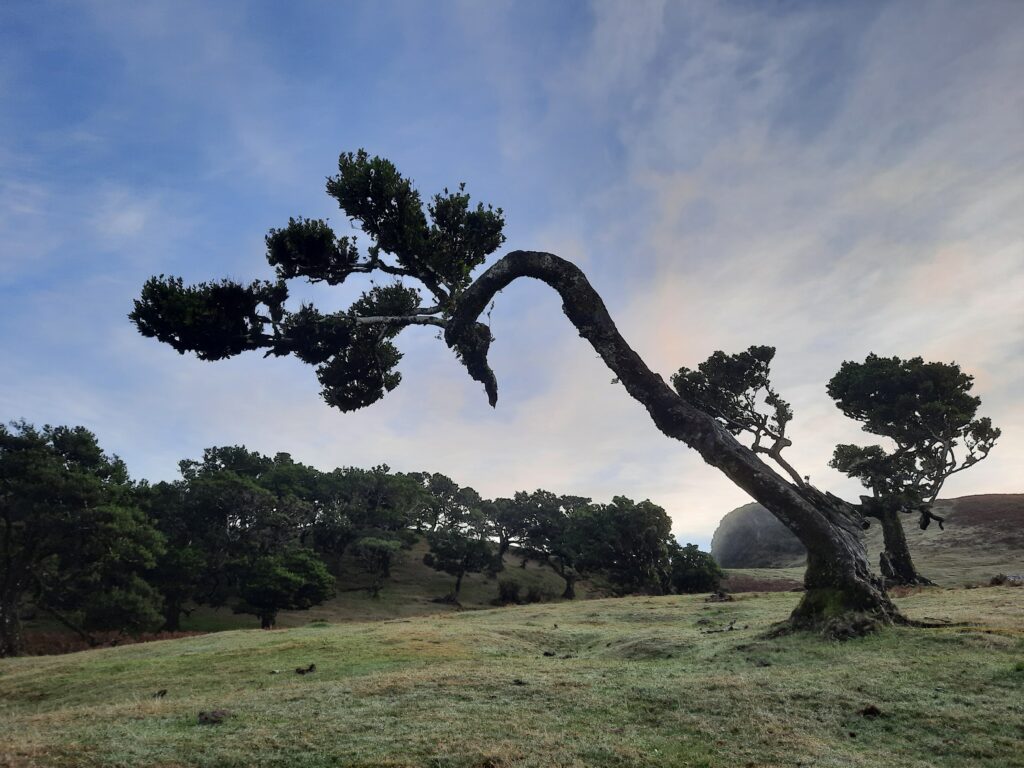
599;636;690;660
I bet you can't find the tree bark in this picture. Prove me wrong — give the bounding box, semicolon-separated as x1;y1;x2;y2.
0;594;23;657
447;251;901;636
561;571;577;600
453;570;464;598
877;505;934;587
163;598;182;632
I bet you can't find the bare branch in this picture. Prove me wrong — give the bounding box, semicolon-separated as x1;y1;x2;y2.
354;315;447;329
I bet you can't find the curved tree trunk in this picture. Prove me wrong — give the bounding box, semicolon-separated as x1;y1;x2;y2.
877;506;934;587
447;251;901;636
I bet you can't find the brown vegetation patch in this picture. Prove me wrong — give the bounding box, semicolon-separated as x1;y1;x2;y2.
723;574;803;592
951;495;1024;539
21;630;206;656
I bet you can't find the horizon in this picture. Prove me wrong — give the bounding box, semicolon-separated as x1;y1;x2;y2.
2;0;1022;551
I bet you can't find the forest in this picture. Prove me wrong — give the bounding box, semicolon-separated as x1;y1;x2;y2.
0;423;722;656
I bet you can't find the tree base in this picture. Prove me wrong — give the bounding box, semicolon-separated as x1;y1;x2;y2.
779;574;906;640
879;552;936;588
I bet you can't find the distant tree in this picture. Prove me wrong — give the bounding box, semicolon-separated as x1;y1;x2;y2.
517;491;585;599
828;354;1000;586
132;149;933;634
419;528;491;606
140;480;215;631
166;448;335;629
233;548;334;629
482;496;532;573
405;472;472;532
575;497;676;595
669;543;723;594
350;537;403;597
423;500;493;602
0;422;165;656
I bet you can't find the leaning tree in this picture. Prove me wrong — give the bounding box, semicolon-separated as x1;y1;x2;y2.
827;354;1000;586
133;149;914;636
673;346;1000;588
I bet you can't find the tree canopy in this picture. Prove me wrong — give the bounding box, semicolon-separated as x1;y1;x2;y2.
827;354;1000;584
0;422;165;656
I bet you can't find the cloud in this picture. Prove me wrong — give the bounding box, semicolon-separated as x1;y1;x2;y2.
2;0;1021;553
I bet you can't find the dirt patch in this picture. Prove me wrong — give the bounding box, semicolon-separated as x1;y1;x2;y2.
723;574;802;592
21;630;207;656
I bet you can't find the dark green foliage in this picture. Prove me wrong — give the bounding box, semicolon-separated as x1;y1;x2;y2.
233;548;334;629
672;345;792;442
133;149;506;412
828;354;1000;585
265;217;360;284
515;490;585;598
315;329;404;411
484;496;533;572
668;543;723;594
524;585;546;604
350;537;403;597
405;472;468;531
494;579;522;605
0;422;165;655
131;276;286;360
153;447;335;629
672;346;803;485
575;497;676;595
423;503;494;600
828;354;1000;510
425;184;506;290
326;151;431;269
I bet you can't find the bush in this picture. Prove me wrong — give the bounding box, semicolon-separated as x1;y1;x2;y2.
494;580;522;605
670;543;724;594
524;585;547;604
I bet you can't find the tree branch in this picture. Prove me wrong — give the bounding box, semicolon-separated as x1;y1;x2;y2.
354;315;447;329
447;250;865;543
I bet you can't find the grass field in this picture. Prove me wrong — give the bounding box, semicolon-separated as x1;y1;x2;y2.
2;587;1022;767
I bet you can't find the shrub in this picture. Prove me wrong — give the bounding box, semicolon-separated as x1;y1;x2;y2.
495;579;522;605
670;543;724;594
524;585;547;604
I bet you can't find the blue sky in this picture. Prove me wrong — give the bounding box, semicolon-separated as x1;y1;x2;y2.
2;0;1022;548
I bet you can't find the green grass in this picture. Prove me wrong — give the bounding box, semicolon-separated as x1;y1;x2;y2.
179;539;592;633
3;587;1022;767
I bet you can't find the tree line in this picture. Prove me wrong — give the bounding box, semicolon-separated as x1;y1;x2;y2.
0;424;722;657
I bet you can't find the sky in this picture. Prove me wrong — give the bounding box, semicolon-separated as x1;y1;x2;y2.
1;0;1022;549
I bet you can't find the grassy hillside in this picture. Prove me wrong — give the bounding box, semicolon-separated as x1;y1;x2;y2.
184;539;596;630
2;587;1022;767
19;540;592;650
861;494;1024;586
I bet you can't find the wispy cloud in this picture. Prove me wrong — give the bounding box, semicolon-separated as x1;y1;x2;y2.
1;0;1021;550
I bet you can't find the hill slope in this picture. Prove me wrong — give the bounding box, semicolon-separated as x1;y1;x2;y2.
19;539;593;652
712;493;1024;585
2;588;1021;767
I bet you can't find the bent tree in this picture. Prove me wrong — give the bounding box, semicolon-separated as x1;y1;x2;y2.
827;355;1000;586
133;150;902;636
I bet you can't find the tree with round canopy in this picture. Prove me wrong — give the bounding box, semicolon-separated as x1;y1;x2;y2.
827;354;999;586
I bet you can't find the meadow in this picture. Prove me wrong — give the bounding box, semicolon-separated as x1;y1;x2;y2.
2;586;1021;767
